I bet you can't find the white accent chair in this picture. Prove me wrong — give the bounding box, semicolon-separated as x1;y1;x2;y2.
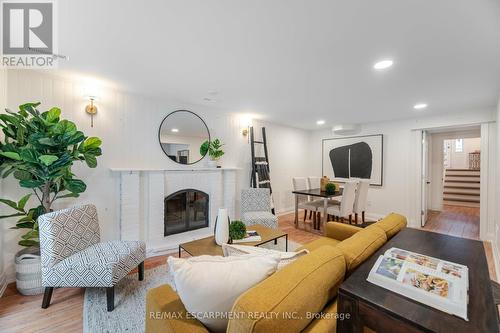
353;179;370;223
38;204;146;311
241;188;278;229
326;181;358;224
292;177;323;227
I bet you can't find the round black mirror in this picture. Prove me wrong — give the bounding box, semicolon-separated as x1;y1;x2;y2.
158;110;210;165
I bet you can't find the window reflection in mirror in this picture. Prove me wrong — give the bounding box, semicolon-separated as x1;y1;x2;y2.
158;110;210;165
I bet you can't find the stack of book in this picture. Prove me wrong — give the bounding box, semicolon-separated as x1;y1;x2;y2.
232;231;261;243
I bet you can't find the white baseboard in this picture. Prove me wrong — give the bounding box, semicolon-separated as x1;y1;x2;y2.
365;213;385;221
276;207;294;216
0;271;7;298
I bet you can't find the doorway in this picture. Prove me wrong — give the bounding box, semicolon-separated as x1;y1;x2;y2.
420;126;481;240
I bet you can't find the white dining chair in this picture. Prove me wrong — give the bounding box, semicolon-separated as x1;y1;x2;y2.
292;177;323;227
306;176;324;218
307;176;321;191
308;176;343;222
326;181;358;224
353;179;370;223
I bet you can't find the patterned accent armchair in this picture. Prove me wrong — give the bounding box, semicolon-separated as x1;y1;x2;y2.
38;204;146;311
241;188;278;229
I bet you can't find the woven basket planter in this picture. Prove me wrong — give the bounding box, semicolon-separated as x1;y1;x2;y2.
15;247;43;295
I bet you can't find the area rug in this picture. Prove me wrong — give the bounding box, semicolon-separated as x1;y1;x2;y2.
83;238;301;333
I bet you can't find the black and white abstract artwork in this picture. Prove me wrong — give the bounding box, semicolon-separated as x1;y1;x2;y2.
322;134;383;186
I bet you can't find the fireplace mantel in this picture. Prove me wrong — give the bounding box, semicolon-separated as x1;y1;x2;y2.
113;168;239;256
110;167;240;172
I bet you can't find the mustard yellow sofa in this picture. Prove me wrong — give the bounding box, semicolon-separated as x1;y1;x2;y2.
145;213;407;333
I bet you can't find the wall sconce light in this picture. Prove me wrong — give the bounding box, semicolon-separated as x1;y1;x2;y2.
239;115;253;138
85;96;98;127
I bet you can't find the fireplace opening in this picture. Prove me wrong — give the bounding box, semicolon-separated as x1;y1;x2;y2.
164;189;209;236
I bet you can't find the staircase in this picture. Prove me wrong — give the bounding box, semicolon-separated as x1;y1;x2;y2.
443;169;480;208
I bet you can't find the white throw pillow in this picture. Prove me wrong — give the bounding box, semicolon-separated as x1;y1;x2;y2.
222;243;309;270
167;254;280;333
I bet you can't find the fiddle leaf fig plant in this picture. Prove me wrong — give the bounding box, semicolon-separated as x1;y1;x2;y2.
0;102;103;247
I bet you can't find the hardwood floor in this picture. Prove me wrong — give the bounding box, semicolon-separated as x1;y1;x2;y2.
0;211;494;333
422;205;480;240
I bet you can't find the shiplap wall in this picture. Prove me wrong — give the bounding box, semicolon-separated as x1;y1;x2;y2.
0;69;7;295
1;69;312;282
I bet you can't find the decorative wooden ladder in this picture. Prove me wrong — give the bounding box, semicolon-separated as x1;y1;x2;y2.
250;126;275;214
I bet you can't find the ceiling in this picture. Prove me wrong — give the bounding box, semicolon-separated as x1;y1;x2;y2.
57;0;500;129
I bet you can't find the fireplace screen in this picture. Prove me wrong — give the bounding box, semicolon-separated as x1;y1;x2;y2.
164;189;209;236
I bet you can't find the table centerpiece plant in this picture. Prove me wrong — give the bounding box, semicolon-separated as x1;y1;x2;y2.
324;182;337;195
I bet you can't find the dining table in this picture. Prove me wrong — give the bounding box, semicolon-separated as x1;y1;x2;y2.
292;187;343;230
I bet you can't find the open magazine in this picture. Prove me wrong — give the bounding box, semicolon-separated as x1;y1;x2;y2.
367;247;469;321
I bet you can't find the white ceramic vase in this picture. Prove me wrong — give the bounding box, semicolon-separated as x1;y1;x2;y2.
214;208;230;245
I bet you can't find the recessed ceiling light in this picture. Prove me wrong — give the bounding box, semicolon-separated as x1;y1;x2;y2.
171;128;179;133
316;120;325;125
373;59;394;70
413;103;428;110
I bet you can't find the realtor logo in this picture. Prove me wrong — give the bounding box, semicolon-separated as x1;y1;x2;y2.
1;0;56;68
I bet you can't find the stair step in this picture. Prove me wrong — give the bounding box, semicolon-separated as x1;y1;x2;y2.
444;176;480;183
445;173;480;178
443;188;480;195
445;169;481;174
443;200;480;208
445;168;480;171
444;182;480;189
445;169;480;176
442;194;480;202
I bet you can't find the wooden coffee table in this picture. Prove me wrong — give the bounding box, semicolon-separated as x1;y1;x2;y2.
178;224;288;257
337;228;497;333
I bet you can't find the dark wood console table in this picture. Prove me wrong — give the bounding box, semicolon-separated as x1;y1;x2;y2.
338;228;498;333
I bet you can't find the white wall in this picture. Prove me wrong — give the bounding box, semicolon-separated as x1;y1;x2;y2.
309;110;496;226
496;96;500;270
0;68;7;295
252;120;312;213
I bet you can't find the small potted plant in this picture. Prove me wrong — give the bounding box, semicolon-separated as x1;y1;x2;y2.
324;182;337;195
200;138;224;168
229;220;246;243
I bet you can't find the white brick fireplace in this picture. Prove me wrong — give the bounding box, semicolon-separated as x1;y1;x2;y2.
111;168;239;256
